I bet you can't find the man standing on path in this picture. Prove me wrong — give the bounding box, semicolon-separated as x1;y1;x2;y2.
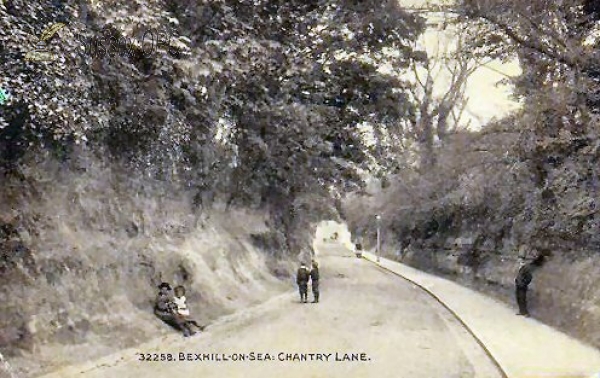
296;262;310;303
310;260;320;303
515;259;533;316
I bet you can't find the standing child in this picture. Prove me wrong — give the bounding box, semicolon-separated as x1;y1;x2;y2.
310;260;320;303
296;262;310;303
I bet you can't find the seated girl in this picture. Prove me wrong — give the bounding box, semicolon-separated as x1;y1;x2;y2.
173;285;204;331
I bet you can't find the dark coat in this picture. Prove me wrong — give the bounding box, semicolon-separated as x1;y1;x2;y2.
515;264;533;288
297;266;309;284
154;291;176;317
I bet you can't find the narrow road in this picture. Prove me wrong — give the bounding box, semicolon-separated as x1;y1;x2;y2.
38;242;502;378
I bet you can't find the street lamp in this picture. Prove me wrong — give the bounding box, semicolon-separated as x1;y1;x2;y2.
376;214;381;262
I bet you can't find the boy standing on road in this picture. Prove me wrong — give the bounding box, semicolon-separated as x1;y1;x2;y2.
310;260;320;303
296;262;310;303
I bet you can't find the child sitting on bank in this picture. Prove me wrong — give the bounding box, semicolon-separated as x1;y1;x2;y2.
173;285;204;331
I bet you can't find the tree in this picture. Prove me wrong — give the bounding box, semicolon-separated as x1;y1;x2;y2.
1;0;428;253
457;0;600;248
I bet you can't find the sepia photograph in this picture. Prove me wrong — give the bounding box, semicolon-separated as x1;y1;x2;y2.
1;0;600;377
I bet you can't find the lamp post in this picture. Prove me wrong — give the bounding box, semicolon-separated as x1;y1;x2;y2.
376;214;381;262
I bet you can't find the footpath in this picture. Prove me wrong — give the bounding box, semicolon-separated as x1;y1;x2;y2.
362;251;600;378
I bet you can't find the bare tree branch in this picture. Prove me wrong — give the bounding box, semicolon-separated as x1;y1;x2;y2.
465;6;582;69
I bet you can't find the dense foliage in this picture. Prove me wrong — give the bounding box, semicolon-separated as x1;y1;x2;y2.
347;0;600;254
455;0;600;250
0;0;426;247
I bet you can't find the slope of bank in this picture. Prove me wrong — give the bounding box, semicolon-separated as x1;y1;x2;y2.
0;158;293;378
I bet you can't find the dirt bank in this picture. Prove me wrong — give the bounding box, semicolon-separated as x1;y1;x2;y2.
0;159;292;378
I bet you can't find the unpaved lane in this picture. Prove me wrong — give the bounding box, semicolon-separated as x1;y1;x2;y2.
38;243;502;378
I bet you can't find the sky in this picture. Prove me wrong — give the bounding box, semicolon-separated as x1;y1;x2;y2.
402;0;522;130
